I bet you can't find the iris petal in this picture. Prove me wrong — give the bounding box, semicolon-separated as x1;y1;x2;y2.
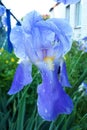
54;0;80;4
8;61;32;95
49;18;72;54
59;61;71;87
10;11;72;62
10;26;27;59
37;68;73;121
36;18;72;55
10;26;38;62
22;10;42;33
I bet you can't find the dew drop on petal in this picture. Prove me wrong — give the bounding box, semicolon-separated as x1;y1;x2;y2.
50;80;52;84
45;108;48;113
43;89;45;93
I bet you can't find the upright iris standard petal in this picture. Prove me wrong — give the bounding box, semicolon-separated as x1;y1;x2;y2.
10;26;28;59
59;60;71;87
36;18;72;55
22;10;43;33
0;5;6;16
10;11;72;62
48;18;72;54
8;61;32;95
54;0;80;4
37;68;73;121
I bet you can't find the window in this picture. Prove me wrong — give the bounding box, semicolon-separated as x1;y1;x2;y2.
75;1;81;27
66;5;70;22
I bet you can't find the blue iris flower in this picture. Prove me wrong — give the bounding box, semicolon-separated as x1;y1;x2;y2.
77;36;87;53
79;82;87;93
54;0;80;4
82;82;87;93
8;11;73;121
0;5;6;16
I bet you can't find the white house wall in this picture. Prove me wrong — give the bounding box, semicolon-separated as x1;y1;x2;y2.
52;0;87;40
50;3;65;18
81;0;87;39
73;0;87;40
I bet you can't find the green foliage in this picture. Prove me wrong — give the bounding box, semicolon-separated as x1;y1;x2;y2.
0;41;87;130
0;49;18;92
66;41;87;87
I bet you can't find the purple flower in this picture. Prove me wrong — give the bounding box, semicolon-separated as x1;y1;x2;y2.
80;82;87;93
83;82;87;93
79;82;87;93
82;36;87;41
0;5;6;16
59;60;71;87
8;11;73;121
77;36;87;52
54;0;80;4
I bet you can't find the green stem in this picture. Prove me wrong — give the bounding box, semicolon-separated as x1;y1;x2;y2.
70;69;87;96
17;94;26;130
73;69;87;88
69;52;83;77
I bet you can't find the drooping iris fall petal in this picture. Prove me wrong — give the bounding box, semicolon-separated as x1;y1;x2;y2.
8;61;32;95
37;68;73;121
59;61;71;87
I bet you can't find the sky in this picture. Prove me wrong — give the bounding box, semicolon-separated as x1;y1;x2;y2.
2;0;65;27
2;0;55;19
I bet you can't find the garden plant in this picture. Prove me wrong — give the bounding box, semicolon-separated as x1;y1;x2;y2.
0;0;87;130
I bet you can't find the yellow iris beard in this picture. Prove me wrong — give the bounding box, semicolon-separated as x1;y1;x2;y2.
44;57;54;70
